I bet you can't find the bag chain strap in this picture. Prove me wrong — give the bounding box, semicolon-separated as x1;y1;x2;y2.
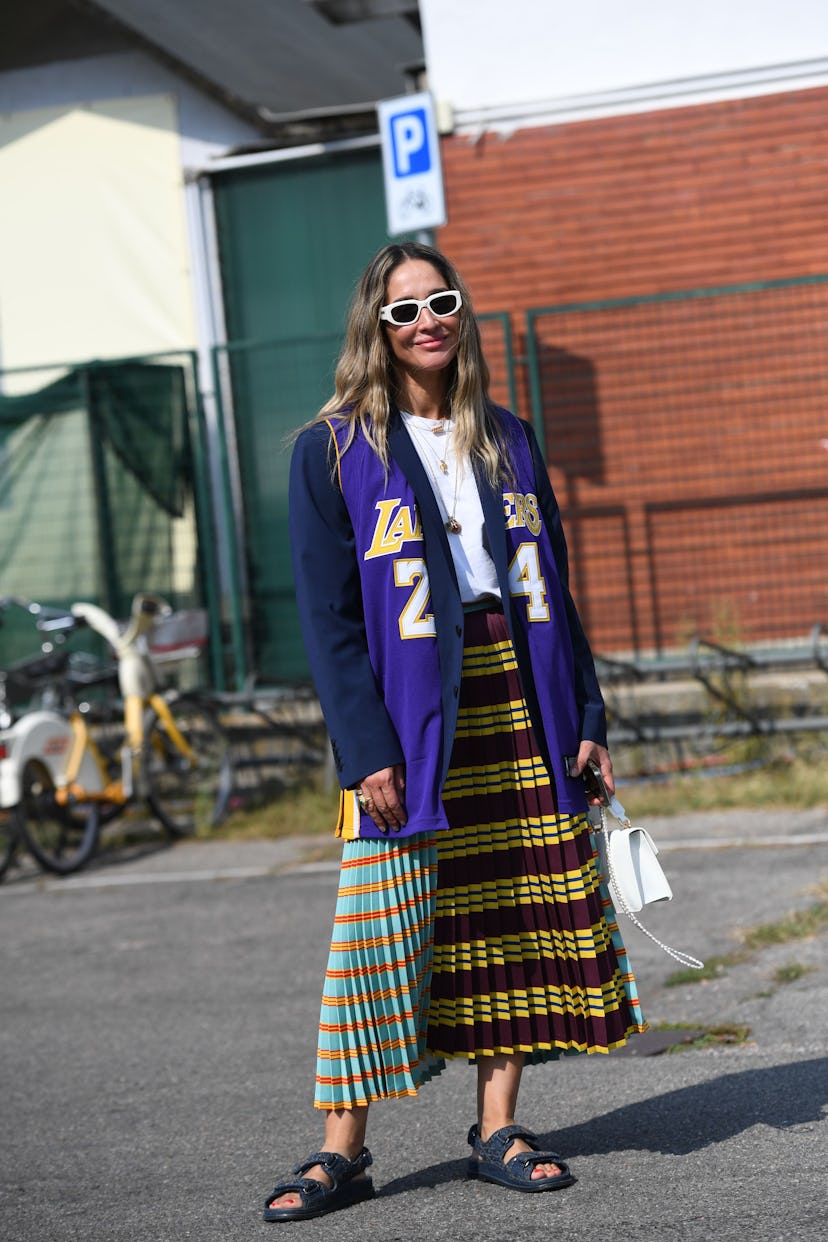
598;806;705;970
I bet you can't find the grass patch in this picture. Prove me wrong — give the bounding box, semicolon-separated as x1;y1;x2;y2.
664;952;746;987
739;894;828;952
616;753;828;819
664;1023;752;1052
647;1021;752;1052
664;882;828;987
771;962;815;986
209;777;339;841
651;1021;704;1031
739;884;828;948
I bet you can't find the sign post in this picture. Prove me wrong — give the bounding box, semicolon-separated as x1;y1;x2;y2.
377;91;446;237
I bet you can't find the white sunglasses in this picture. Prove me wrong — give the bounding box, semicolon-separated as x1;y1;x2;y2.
379;289;463;326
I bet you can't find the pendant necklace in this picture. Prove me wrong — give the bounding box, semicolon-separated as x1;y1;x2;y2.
405;415;463;533
410;416;450;473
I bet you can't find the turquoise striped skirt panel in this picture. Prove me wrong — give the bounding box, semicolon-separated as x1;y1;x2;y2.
315;836;447;1109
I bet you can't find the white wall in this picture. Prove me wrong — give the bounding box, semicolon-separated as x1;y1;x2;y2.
420;0;828;131
0;52;259;375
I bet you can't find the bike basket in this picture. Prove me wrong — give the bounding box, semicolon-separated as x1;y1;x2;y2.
149;610;208;664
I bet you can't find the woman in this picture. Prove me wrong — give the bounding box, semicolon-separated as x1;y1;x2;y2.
263;242;646;1223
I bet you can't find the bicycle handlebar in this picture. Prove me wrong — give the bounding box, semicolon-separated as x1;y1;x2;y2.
38;613;84;635
71;594;170;654
0;595;82;634
1;593;170;649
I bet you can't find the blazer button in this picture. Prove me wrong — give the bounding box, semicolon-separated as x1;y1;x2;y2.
453;685;459;697
455;624;462;636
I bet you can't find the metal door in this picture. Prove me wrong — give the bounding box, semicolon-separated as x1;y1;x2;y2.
212;148;391;683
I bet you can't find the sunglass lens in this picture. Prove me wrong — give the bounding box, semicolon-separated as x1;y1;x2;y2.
391;302;419;325
429;293;459;316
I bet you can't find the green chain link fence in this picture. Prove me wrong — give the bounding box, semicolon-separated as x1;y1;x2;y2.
0;351;223;686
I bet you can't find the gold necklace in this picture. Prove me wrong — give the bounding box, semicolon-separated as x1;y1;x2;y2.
408;415;451;474
405;416;463;533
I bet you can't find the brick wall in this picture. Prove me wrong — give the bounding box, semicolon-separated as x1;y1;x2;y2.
437;87;828;654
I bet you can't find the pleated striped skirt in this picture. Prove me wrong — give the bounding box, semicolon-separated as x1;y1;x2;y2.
314;609;646;1110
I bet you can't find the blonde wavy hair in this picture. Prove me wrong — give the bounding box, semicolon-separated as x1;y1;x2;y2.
307;242;510;487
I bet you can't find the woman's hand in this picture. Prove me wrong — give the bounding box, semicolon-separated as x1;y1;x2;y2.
356;764;407;833
570;741;615;803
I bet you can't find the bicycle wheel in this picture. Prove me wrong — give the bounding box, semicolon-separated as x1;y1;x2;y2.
13;759;101;875
0;807;20;880
142;696;232;837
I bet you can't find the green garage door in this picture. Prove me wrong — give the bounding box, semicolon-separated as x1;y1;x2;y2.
212;148;395;684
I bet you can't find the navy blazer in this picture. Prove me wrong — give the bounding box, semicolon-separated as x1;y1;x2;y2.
288;409;607;792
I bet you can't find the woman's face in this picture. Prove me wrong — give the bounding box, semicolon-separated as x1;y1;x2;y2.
381;258;461;384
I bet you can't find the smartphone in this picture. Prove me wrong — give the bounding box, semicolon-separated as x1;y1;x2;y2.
565;756;610;805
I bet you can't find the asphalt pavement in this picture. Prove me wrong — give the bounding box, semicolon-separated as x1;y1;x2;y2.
1;806;826;1241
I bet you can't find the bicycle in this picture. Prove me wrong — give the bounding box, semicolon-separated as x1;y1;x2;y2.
0;594;233;876
0;611;100;877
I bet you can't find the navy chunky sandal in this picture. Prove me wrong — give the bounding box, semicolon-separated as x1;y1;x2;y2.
263;1147;375;1222
467;1124;576;1192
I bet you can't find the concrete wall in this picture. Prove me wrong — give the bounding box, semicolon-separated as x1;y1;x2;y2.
420;0;828;131
0;51;258;375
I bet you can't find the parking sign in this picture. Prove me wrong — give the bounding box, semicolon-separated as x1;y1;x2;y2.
377;92;446;236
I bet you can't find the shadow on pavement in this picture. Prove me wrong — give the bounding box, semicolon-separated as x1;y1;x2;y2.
377;1158;468;1197
545;1057;828;1156
375;1058;827;1198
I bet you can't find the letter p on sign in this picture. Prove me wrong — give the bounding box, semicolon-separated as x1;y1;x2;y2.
391;109;429;176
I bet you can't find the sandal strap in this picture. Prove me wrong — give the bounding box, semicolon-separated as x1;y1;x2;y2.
467;1124;539;1163
507;1149;567;1174
265;1175;319;1209
293;1147;373;1187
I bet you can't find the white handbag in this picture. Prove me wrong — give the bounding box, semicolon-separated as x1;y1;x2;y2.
593;793;704;970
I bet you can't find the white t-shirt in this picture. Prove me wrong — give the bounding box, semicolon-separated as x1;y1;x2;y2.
401;411;502;606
